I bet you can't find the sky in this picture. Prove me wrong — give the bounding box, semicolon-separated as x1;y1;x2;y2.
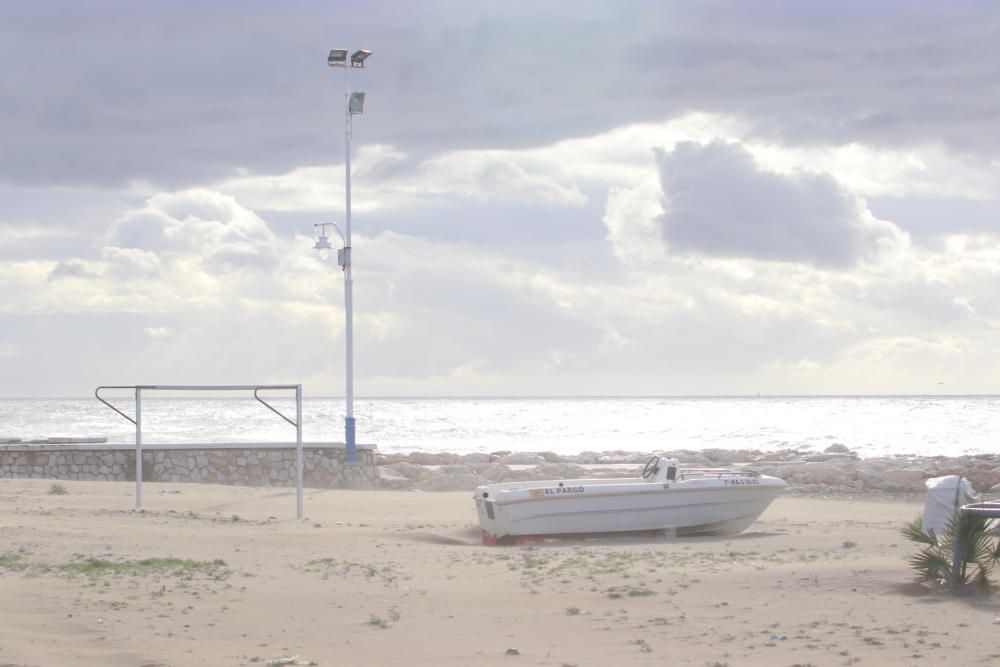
2;0;1000;397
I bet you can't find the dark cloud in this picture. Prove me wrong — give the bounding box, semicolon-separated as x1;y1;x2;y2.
1;1;999;189
105;210;173;252
48;258;98;280
653;141;898;266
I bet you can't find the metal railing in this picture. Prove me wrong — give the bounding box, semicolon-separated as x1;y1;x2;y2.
95;384;304;518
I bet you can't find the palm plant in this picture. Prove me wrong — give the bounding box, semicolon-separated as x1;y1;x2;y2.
903;513;1000;592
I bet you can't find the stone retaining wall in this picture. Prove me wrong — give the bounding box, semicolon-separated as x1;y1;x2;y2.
0;443;379;489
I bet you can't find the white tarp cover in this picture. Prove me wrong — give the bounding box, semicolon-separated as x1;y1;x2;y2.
922;475;980;542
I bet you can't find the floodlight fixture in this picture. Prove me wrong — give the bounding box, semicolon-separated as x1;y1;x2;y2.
349;92;365;115
328;49;348;67
351;49;372;68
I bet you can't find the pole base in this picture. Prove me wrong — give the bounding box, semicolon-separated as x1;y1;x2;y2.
345;417;358;462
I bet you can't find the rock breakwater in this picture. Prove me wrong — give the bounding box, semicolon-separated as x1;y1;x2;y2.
378;446;1000;494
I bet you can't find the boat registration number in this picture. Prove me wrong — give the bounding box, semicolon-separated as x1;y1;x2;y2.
531;486;586;497
722;478;760;486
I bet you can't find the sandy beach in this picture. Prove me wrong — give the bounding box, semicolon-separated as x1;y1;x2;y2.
2;478;999;667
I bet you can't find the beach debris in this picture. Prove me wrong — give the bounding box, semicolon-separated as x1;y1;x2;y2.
505;648;521;656
265;656;300;666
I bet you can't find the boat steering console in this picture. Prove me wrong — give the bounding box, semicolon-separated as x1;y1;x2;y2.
641;455;679;482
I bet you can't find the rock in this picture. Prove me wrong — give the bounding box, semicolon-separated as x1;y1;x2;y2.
586;466;637;479
962;470;1000;493
381;462;427;481
460;453;491;464
439;464;477;476
477;463;513;483
505;648;520;656
881;469;928;491
378;471;416;491
417;471;482;492
702;448;744;464
407;452;457;465
780;464;852;486
596;451;645;464
496;453;546;465
499;467;539;482
528;463;588;480
804;454;857;464
824;443;853;454
855;469;903;492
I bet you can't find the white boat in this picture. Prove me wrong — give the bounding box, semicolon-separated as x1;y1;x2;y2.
474;456;786;544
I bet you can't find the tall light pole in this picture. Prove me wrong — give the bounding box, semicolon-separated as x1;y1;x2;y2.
315;47;371;463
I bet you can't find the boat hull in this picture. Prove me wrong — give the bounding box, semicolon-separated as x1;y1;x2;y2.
474;475;785;542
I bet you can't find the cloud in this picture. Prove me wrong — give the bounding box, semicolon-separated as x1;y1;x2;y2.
103;247;162;279
602;183;665;265
144;327;173;339
49;259;100;280
652;141;906;266
4;3;1000;190
219;142;590;218
176;110;1000;268
3;180;1000;396
106;189;279;271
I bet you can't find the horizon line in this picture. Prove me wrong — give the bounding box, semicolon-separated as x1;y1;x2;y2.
2;393;998;400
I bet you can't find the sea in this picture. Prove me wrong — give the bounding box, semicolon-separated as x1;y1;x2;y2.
0;395;997;459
